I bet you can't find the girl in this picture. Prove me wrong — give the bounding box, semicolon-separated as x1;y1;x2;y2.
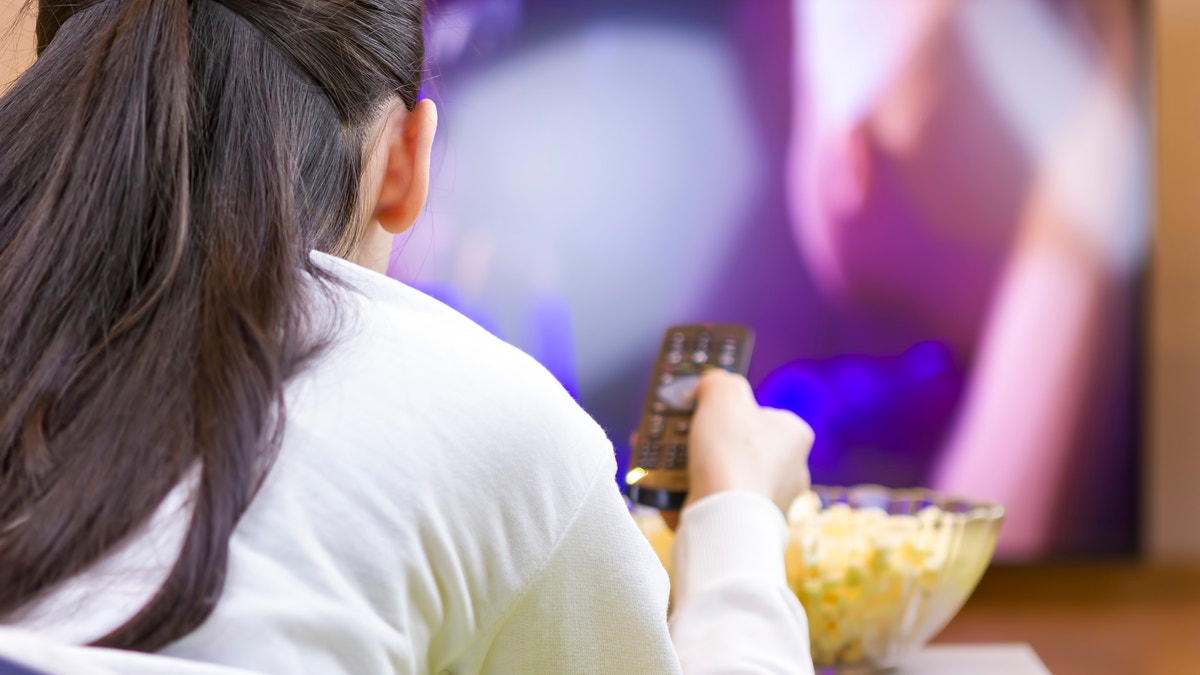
0;0;814;672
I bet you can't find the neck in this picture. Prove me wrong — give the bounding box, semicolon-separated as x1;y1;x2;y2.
351;223;395;274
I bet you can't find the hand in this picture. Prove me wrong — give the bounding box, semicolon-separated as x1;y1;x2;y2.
640;370;814;530
684;369;813;513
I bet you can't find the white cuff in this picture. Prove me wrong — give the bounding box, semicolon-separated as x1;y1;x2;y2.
671;491;789;603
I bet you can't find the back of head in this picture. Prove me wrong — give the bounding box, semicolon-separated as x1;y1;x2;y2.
0;0;423;651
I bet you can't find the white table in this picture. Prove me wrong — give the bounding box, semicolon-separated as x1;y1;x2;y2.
894;644;1050;674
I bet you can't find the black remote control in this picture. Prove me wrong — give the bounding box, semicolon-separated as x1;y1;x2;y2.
626;324;754;510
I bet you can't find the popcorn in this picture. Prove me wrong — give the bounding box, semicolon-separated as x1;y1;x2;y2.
632;492;960;668
785;494;954;666
632;505;675;579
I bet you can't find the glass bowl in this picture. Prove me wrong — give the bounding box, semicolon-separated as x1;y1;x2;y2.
633;484;1004;673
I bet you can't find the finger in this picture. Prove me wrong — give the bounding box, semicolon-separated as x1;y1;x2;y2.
761;407;816;445
693;368;754;406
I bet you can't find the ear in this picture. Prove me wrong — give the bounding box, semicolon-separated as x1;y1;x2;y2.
374;98;438;234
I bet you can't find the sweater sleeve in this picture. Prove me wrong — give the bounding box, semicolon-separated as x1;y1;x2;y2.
455;468;813;674
669;492;815;675
456;464;683;674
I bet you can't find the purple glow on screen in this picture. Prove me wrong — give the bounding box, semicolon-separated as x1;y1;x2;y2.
757;342;962;490
397;0;1143;558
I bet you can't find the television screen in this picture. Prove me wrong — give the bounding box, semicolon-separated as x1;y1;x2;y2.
392;0;1148;560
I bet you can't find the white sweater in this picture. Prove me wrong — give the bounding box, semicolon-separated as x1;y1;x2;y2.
0;253;812;674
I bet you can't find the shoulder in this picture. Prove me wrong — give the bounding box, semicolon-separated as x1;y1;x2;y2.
192;253;622;670
300;251;611;485
289;251;620;565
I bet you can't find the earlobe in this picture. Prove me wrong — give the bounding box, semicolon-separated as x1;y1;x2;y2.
375;99;438;234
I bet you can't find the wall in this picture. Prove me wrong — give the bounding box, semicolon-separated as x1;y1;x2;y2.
1147;0;1200;561
0;0;34;93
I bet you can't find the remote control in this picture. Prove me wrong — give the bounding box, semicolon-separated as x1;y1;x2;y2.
626;324;754;510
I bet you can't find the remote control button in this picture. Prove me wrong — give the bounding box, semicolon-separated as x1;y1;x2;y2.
655;373;701;411
666;351;682;365
651;401;667;414
665;443;688;470
674;420;690;435
638;442;663;467
718;338;738;368
694;333;712;363
660;372;675;385
648;415;665;439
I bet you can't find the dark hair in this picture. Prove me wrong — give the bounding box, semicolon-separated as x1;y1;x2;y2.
0;0;423;651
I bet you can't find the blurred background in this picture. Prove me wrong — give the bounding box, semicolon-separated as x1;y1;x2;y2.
6;0;1200;672
398;0;1147;561
2;0;1154;561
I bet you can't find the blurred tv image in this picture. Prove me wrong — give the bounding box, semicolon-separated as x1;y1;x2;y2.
391;0;1147;560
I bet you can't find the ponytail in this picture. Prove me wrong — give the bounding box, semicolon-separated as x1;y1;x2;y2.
0;0;425;650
